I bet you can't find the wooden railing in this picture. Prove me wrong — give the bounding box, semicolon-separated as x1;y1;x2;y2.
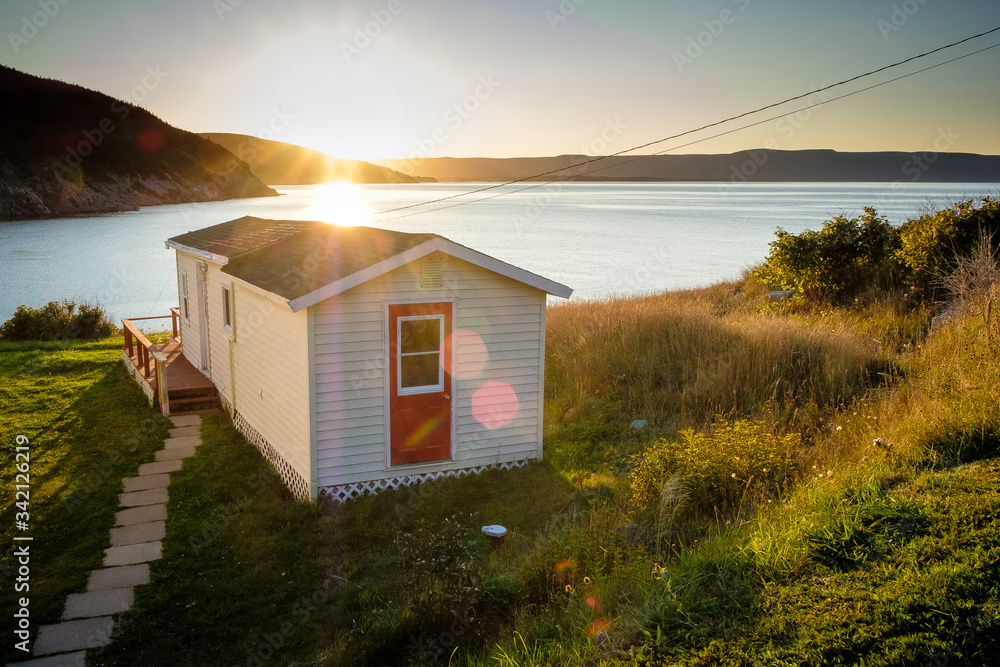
122;314;177;415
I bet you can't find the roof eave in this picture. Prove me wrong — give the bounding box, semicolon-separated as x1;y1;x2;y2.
165;239;229;265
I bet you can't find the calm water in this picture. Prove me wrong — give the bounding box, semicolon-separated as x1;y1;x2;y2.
0;181;995;325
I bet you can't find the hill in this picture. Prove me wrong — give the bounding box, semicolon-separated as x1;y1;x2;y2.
200;133;434;185
0;66;277;220
377;149;1000;183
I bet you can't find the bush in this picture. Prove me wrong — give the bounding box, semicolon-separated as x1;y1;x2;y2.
628;418;799;517
754;207;900;301
0;300;116;341
896;197;1000;301
396;514;484;628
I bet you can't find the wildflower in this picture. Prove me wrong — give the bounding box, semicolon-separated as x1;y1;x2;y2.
762;468;768;473
731;473;737;478
565;584;574;593
836;426;842;431
583;576;592;585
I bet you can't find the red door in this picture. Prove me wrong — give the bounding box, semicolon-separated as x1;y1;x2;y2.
388;302;452;465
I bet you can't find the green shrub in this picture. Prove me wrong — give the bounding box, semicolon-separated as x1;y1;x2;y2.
0;300;117;341
628;418;799;516
396;514;484;628
896;197;1000;301
754;207;900;301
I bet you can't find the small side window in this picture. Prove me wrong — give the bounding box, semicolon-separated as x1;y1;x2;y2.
222;286;232;331
181;273;189;322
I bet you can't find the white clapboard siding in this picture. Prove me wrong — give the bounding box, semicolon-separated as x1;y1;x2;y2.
230;282;312;483
312;252;546;488
175;252;202;370
204;265;231;404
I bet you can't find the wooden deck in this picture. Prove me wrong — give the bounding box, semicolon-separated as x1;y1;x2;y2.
152;341;214;393
122;311;217;414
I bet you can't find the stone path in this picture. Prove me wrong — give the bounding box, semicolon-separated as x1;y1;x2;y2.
11;415;203;666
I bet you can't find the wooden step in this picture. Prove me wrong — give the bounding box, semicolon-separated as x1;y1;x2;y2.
169;396;218;407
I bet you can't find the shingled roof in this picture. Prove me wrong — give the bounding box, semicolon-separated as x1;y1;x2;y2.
167;216;320;259
166;216;573;309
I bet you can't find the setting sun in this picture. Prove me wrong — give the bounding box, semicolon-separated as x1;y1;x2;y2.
304;181;374;226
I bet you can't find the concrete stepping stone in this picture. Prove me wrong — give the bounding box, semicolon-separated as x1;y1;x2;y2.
169;414;202;427
64;588;134;620
110;520;165;547
168;425;201;437
119;487;169;507
138;459;182;475
116;503;167;526
32;616;114;655
104;541;162;567
163;435;201;448
155;446;196;461
122;473;170;492
9;649;87;666
87;564;149;591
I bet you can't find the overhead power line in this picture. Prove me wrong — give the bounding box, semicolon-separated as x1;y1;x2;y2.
375;40;1000;223
371;25;1000;219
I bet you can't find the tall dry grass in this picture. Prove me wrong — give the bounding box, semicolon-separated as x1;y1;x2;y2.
544;280;895;441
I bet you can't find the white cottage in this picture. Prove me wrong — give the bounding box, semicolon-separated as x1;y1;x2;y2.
163;216;572;501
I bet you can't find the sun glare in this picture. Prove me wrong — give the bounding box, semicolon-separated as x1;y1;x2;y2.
305;182;374;226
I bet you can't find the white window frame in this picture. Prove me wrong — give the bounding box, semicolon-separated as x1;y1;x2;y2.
181;272;190;323
222;285;233;333
396;314;445;396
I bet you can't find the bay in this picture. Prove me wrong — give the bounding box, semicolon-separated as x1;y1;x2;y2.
0;181;995;326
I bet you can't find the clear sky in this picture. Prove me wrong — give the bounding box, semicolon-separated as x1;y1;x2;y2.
3;0;999;161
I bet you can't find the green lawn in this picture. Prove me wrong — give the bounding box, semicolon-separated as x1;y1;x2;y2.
0;339;169;666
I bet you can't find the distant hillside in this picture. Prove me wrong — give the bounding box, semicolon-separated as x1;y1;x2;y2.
200;133;434;185
377;150;1000;183
0;66;276;220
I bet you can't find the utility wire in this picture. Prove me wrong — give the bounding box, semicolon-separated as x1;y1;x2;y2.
376;40;1000;224
372;25;1000;218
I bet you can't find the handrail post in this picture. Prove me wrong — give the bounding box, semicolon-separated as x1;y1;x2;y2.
155;354;170;416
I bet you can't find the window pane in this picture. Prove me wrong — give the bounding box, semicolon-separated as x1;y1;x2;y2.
223;288;231;326
401;353;440;388
400;318;440;353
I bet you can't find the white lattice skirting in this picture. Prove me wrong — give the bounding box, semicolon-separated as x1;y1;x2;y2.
319;458;534;503
218;395;311;501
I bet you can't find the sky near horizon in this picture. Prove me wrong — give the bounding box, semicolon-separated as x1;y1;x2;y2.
2;0;999;162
